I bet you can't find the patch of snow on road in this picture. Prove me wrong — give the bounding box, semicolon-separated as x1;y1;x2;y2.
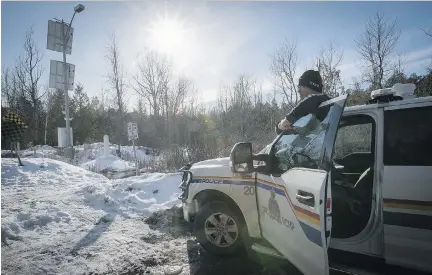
3;207;72;236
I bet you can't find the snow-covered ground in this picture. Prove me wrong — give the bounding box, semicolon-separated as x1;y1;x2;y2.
1;158;185;275
80;155;135;173
1;154;386;275
1;157;288;275
74;143;159;165
2;142;163;176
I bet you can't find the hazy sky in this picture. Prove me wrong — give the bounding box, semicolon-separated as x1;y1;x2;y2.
2;1;432;110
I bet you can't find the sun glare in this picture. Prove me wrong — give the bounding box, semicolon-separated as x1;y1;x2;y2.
148;18;186;55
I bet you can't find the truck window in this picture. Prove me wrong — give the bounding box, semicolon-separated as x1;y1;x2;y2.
273;112;330;172
334;116;373;160
384;106;432;166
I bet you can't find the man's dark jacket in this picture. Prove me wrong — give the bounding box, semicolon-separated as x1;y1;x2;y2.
276;94;330;134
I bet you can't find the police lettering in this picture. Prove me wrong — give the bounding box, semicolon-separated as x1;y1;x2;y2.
197;178;223;184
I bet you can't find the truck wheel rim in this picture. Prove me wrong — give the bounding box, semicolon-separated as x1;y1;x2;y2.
204;212;238;247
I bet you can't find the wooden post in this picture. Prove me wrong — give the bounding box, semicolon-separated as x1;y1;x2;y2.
16;142;23;166
133;139;139;176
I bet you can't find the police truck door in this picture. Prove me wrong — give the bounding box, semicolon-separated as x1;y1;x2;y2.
255;95;347;275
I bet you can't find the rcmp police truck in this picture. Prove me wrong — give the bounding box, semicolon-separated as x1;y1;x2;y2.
178;84;432;275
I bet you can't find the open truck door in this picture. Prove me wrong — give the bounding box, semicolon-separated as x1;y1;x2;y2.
254;95;347;275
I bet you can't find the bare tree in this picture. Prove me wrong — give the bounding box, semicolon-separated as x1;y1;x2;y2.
169;77;191;117
386;54;407;86
270;39;299;108
42;87;54;145
1;67;13;109
106;33;127;150
230;75;254;107
421;26;432;38
345;78;368;106
216;75;256;141
14;27;45;143
133;51;172;116
136;95;146;114
132;51;173;148
99;88;108;111
315;42;344;97
421;26;432;72
252;81;263;106
355;12;400;89
395;54;406;75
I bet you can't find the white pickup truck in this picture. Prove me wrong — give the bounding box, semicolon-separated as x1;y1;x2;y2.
179;85;432;275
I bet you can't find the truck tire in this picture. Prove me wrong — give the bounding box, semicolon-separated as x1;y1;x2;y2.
194;201;245;255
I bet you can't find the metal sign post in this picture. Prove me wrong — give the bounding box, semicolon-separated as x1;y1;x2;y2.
127;122;139;176
46;4;84;159
61;20;72;157
47;19;75;159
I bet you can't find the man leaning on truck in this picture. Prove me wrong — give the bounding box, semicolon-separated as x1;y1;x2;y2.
276;70;330;134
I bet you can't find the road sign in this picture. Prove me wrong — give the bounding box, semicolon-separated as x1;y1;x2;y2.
47;20;74;54
127;122;139;141
49;60;75;91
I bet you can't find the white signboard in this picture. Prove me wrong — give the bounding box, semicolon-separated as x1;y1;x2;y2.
127;122;139;141
49;60;75;91
47;20;74;54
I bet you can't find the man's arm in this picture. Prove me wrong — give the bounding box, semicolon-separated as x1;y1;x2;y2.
276;94;330;134
285;94;330;124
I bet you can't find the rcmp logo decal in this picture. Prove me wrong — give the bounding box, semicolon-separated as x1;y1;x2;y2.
268;189;281;222
260;188;295;231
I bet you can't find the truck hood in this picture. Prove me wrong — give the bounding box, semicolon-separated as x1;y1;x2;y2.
192;157;230;167
189;157;232;178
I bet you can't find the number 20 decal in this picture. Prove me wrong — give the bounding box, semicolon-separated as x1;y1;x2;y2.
244;186;255;195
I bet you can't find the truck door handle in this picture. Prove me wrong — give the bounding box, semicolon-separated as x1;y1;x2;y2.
296;191;315;207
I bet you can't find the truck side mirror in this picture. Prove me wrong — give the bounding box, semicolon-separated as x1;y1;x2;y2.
230;142;253;173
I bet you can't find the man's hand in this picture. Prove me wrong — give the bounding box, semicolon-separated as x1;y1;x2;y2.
278;118;292;131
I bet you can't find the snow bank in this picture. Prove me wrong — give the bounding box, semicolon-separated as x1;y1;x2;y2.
1;157;182;243
81;155;135;173
1;158;112;244
119;146;157;162
80;173;183;217
2;157;88;186
74;143;158;162
34;145;56;151
1;156;192;275
2;156;181;218
3;143;161;176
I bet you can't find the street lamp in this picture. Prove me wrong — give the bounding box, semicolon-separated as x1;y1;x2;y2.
74;4;85;13
62;4;84;159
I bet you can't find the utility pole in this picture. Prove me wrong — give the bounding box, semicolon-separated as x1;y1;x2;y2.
47;4;84;159
62;19;72;157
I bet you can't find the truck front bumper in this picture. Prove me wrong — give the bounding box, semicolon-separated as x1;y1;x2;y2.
182;200;199;222
179;167;197;222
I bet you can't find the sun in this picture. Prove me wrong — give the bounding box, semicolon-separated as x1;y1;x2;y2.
147;17;187;55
